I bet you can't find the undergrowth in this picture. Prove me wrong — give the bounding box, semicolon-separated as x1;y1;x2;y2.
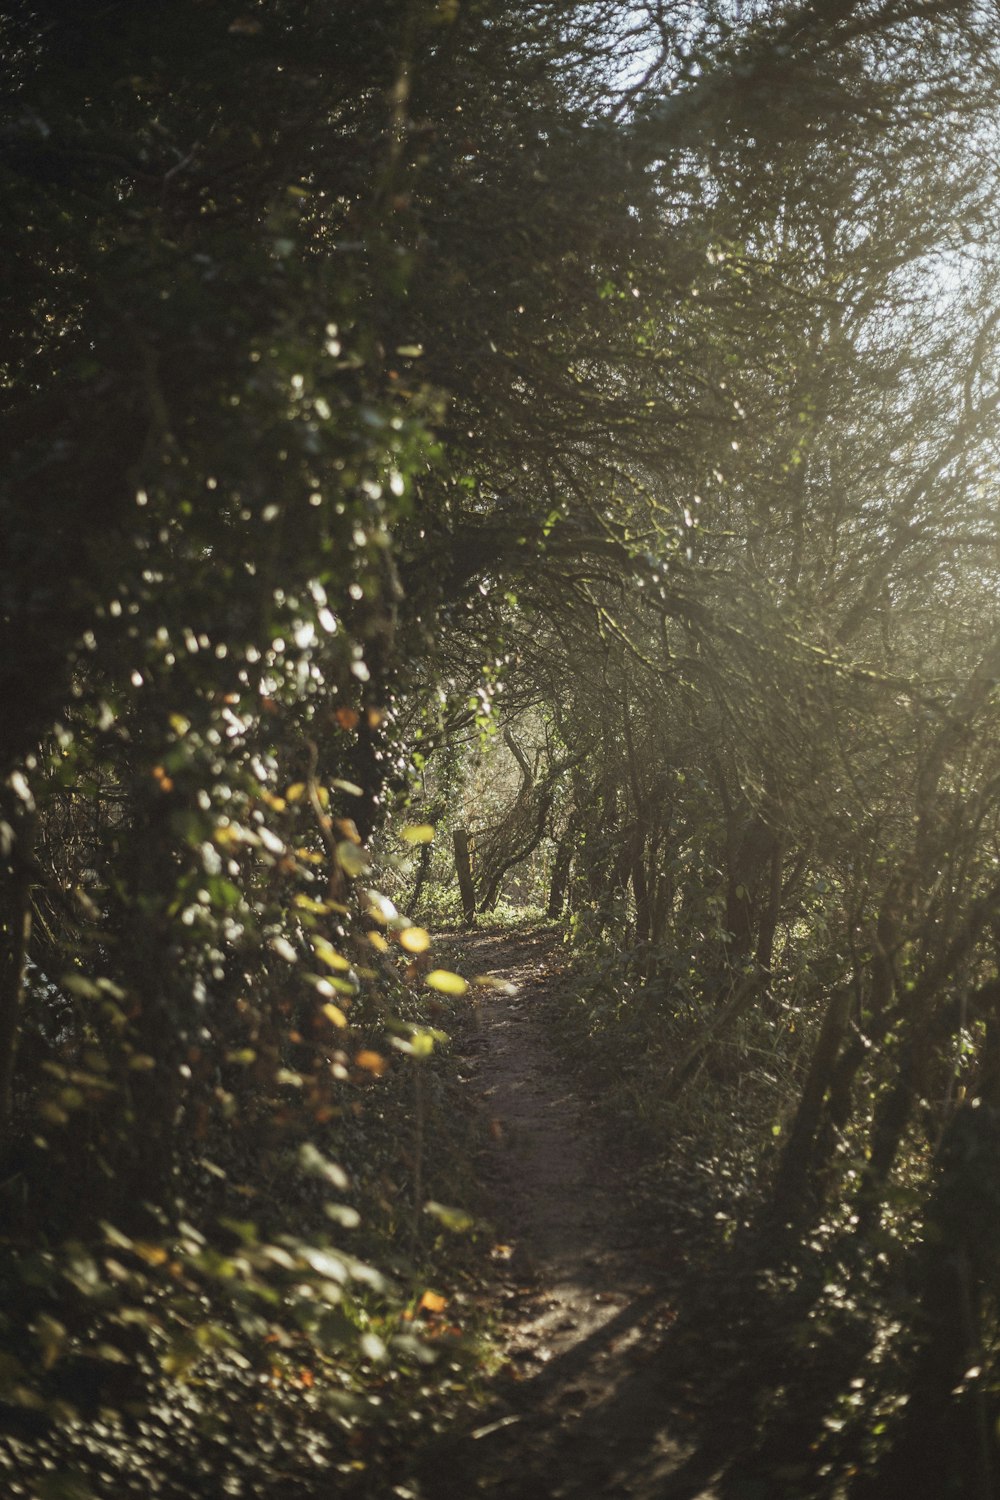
543;934;979;1499
0;981;498;1500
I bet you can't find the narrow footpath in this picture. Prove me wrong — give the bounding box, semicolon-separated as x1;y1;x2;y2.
418;928;715;1500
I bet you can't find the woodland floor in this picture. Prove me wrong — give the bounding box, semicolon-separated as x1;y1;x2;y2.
413;927;794;1500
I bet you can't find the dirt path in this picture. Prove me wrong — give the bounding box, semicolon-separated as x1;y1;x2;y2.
418;928;716;1500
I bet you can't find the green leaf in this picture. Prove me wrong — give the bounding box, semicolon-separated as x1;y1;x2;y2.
37;1475;98;1500
299;1142;349;1190
424;1200;474;1233
336;840;371;878
325;1203;361;1229
62;973;101;999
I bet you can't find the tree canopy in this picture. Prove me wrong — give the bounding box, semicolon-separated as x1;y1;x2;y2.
5;0;1000;1494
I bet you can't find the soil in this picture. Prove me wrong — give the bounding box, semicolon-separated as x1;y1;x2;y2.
416;927;723;1500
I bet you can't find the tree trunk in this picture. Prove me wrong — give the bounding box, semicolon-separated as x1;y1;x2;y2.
453;827;476;926
409;799;446;914
755;829;785;1010
631;832;651;946
862;1103;1000;1500
765;987;852;1228
725;811;780;966
547;823;575;919
115;785;186;1227
410;839;433;913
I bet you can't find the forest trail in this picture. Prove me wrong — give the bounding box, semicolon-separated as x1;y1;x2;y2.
418;928;714;1500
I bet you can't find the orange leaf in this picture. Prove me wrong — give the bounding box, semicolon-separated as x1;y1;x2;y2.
134;1241;169;1267
335;706;360;730
419;1290;447;1314
355;1050;387;1077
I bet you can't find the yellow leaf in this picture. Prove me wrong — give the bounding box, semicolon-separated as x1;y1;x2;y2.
294;894;330;914
321;1002;348;1029
313;938;350;972
399;926;431;954
367;931;389;952
418;1289;447;1314
286;782;306;802
424;969;467;997
294;847;324;864
214;824;254;849
400;823;435;845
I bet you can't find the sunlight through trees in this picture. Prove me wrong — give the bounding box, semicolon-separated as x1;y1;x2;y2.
5;1;1000;1494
